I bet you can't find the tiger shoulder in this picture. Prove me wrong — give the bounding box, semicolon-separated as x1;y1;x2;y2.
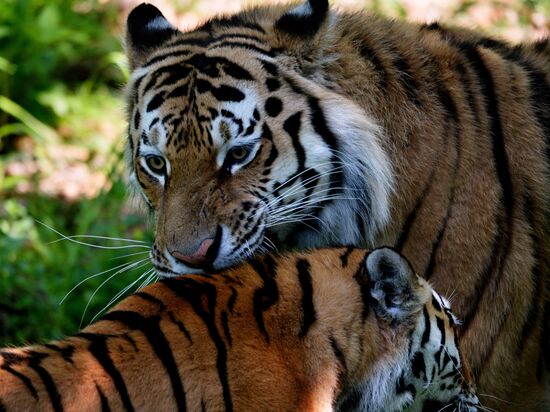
0;248;479;411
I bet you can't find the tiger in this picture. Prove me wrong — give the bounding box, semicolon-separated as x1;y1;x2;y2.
124;0;550;409
0;247;479;411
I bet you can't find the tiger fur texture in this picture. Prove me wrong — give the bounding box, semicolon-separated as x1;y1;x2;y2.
125;1;550;409
0;248;479;411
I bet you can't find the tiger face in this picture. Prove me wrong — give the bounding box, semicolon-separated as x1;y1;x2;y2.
125;3;393;276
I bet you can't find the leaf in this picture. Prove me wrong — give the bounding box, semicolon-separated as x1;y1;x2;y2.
0;95;58;143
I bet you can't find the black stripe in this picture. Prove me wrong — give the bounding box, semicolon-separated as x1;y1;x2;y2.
141;63;191;95
1;365;38;399
133;292;166;309
455;61;482;127
283;112;305;170
259;59;278;76
27;352;63;412
517;194;544;358
339;246;355;268
0;400;5;412
80;334;135;412
448;43;514;217
187;54;254;81
394;167;435;251
421;307;431;346
436;316;446;347
168;311;193;343
144;49;193;68
431;295;442;311
329;335;347;377
358;39;388;89
146;92;165;112
227;287;238;314
221;311;232;345
424;83;460;280
0;351;38;399
388;43;421;105
101;311;187;411
96;384;111;412
44;344;75;365
296;259;316;337
196;80;245;102
353;253;371;321
448;41;514;349
411;352;426;378
307;96;343;200
213;32;266;44
161;278;233;412
210;41;274;57
250;256;279;342
122;335;138;352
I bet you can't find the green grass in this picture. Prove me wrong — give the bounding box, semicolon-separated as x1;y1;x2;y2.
0;0;151;346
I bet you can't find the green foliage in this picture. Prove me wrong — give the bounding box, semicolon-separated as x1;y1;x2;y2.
0;0;147;346
0;0;124;143
0;179;153;346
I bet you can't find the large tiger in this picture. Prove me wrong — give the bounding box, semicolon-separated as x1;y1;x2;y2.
124;1;550;409
0;248;479;411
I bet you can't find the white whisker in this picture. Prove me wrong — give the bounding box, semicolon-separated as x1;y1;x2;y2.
59;258;150;305
36;220;150;250
80;260;150;327
47;234;148;245
110;250;151;260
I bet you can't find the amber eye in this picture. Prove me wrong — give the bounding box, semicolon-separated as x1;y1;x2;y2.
145;155;166;175
228;147;249;162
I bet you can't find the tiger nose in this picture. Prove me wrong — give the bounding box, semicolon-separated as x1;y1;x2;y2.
171;238;216;268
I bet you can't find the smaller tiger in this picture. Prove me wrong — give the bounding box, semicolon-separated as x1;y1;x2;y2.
0;248;479;411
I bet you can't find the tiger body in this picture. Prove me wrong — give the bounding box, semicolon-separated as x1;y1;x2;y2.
0;248;478;411
125;2;550;409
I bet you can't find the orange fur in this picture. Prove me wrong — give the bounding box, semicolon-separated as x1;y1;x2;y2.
0;248;478;411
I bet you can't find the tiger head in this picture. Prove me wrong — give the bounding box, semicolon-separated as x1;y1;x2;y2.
125;1;394;276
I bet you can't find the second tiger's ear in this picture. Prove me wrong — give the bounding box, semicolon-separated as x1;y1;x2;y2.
275;0;329;38
366;247;427;325
126;3;179;70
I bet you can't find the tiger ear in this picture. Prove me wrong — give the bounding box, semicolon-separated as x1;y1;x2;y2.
126;3;179;70
366;248;427;325
275;0;329;38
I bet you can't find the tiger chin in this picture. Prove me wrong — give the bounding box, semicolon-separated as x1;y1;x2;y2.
124;0;550;408
0;248;479;411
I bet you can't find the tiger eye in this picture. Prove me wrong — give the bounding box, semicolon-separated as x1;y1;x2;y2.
146;155;166;174
229;147;249;161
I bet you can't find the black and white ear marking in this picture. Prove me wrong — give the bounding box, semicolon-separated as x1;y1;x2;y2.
275;0;329;38
126;3;179;69
366;247;422;324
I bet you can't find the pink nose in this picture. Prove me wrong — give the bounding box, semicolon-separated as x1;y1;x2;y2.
171;238;214;267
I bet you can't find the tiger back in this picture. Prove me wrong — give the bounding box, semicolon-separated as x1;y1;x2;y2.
0;248;478;411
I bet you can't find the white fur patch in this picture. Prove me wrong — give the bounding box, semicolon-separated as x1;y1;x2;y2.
288;2;313;17
146;16;174;32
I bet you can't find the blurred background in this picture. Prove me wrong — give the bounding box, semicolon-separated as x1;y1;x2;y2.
1;0;549;346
